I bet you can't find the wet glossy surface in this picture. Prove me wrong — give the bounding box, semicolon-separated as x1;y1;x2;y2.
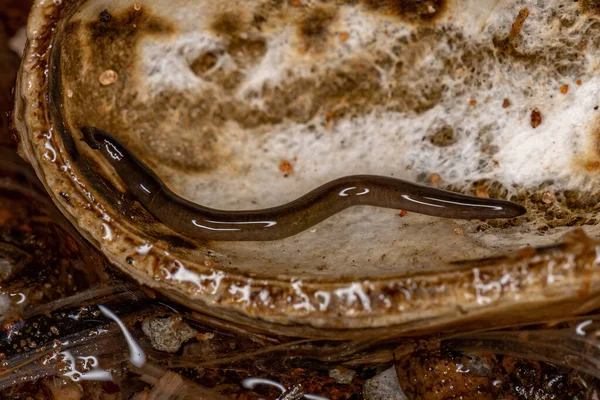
82;127;526;241
12;0;600;344
5;1;600;398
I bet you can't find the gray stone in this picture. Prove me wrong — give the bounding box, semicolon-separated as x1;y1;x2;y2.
363;366;407;400
142;316;197;353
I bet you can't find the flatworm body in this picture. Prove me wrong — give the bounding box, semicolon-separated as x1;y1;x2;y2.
82;127;526;241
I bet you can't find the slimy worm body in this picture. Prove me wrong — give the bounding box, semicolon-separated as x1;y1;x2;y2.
81;127;526;241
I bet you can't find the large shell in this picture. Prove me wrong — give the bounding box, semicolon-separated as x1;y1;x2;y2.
14;0;600;338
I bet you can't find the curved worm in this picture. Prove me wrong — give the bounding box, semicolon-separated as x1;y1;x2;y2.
81;127;526;241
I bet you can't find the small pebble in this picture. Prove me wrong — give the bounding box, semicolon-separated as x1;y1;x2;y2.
329;367;356;384
142;316;197;353
541;192;554;204
99;69;118;86
363;366;407;400
429;173;441;184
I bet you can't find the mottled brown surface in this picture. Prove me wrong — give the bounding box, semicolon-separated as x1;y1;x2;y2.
397;349;599;399
580;0;600;15
363;0;447;22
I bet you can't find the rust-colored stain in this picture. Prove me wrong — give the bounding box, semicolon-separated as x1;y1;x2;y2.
587;161;600;171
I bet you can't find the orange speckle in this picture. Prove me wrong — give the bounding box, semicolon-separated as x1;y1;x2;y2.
325;110;335;121
587;161;600;171
293;0;301;7
577;79;582;85
399;210;407;217
447;16;453;20
560;84;569;94
339;31;349;42
429;173;442;184
469;99;477;106
502;98;511;108
279;160;294;176
530;108;542;128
